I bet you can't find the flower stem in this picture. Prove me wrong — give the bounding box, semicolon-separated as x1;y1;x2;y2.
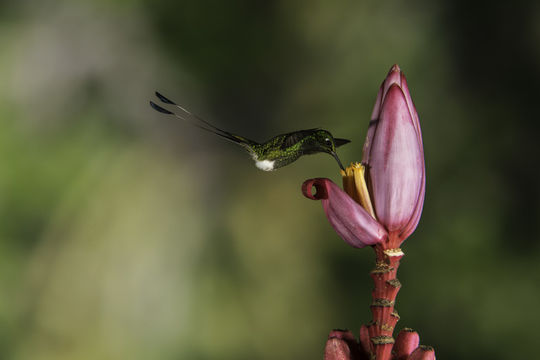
367;240;404;360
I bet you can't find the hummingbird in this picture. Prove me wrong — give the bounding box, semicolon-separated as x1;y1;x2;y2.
149;91;350;171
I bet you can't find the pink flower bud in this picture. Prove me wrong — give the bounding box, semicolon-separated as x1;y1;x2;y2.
324;338;353;360
408;345;436;360
358;324;372;356
324;330;363;360
393;328;420;359
302;178;387;248
363;65;425;237
302;64;424;248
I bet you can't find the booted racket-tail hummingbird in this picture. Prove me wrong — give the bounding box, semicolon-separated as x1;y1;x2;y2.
150;92;350;171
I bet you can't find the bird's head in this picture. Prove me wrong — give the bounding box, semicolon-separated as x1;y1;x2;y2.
310;129;350;170
312;129;350;153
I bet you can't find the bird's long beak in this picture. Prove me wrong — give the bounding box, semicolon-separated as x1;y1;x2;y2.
334;138;351;148
331;151;346;171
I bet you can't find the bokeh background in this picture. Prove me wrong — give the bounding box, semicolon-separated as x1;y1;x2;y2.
2;1;539;359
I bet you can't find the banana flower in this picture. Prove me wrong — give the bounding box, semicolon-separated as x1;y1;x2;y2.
303;65;432;360
302;64;425;249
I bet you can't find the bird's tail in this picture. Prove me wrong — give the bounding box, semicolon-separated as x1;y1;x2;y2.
150;92;258;148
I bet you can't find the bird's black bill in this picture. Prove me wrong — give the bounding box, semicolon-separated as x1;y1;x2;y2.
334;138;351;148
331;151;346;171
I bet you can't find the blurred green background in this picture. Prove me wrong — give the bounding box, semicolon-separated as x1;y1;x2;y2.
1;0;539;359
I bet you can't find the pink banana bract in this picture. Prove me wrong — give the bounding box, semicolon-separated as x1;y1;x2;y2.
302;64;425;248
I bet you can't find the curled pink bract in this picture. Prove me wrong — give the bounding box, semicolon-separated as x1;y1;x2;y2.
302;178;387;248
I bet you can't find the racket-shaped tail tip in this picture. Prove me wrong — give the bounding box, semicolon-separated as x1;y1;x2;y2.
155;91;177;105
150;101;174;115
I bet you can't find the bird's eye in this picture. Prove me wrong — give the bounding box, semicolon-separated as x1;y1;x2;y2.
325;138;332;146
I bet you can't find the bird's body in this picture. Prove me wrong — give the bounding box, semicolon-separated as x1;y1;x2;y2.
251;133;303;171
245;129;343;171
150;92;350;171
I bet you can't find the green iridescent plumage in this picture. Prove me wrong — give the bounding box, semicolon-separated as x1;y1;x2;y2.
150;92;350;171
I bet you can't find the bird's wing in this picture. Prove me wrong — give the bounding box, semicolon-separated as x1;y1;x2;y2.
279;129;318;150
